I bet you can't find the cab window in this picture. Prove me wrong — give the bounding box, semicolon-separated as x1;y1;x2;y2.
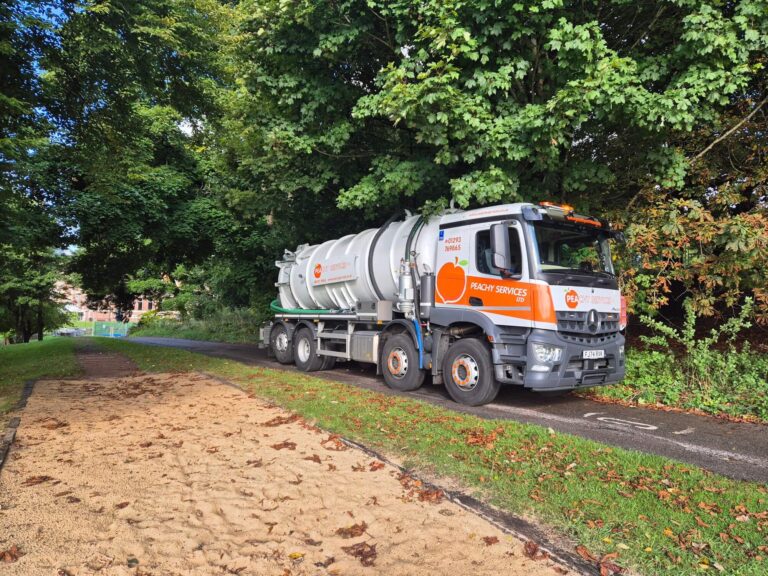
476;228;523;276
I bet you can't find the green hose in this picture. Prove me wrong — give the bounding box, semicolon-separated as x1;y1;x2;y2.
270;299;338;315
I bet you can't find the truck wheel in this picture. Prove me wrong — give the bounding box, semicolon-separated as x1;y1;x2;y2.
270;324;294;364
442;338;500;406
320;356;336;370
381;333;425;392
293;328;324;372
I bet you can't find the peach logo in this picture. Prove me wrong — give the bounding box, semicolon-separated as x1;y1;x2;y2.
565;289;579;309
313;264;323;279
436;257;468;303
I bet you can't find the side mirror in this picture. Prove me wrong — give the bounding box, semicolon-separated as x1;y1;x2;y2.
490;223;511;270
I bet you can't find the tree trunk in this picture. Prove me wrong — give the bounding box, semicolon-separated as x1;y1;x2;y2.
37;299;44;341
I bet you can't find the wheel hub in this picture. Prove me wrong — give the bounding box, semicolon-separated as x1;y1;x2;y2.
451;354;480;391
297;337;311;363
387;347;409;379
275;332;288;352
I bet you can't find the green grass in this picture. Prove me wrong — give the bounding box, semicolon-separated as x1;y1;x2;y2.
130;318;261;344
0;338;80;421
99;337;768;576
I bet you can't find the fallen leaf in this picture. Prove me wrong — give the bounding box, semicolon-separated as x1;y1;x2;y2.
263;414;301;427
576;545;597;562
600;561;624;576
0;545;23;563
482;536;499;546
314;556;335;568
288;552;304;560
524;540;548;560
369;461;385;472
553;567;568;575
246;459;263;467
336;521;367;539
304;539;322;547
417;488;444;503
342;542;377;566
22;475;53;486
321;434;348;451
304;454;321;464
271;441;297;451
115;502;130;509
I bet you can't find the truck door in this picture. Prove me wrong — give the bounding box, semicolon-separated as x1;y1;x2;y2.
466;221;534;328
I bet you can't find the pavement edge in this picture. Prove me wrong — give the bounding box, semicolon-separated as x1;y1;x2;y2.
0;379;36;473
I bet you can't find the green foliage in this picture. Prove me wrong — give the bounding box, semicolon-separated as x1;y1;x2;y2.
594;348;768;421
588;299;768;420
130;307;267;344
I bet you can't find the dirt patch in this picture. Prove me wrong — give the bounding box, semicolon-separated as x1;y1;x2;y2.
0;370;568;575
75;343;139;379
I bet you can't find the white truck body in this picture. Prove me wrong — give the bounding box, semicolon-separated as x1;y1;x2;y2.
266;202;626;406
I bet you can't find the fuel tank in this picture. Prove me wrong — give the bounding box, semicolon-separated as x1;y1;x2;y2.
276;213;442;311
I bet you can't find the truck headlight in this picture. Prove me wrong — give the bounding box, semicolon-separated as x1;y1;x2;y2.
532;343;563;363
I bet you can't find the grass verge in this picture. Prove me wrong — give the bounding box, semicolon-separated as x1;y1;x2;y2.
0;338;80;422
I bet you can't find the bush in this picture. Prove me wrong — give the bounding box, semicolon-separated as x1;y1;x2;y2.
130;307;267;344
589;298;768;421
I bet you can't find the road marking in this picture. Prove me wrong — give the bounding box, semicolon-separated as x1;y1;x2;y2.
583;412;659;431
673;427;695;435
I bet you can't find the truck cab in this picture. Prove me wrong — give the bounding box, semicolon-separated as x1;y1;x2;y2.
430;203;625;403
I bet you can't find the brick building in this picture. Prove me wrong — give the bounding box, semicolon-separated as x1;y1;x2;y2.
58;283;155;322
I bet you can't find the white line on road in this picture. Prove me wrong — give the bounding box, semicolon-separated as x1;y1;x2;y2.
486;402;767;469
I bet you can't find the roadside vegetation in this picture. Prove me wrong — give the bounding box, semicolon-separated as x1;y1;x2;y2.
101;338;768;576
582;299;768;422
0;338;79;422
129;308;264;344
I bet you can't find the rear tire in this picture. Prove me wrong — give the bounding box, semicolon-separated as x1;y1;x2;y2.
381;333;425;392
293;328;324;372
442;338;500;406
320;356;336;370
270;324;294;365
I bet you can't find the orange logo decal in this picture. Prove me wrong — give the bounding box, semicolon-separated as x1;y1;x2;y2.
313;264;323;279
436;257;468;303
565;289;579;309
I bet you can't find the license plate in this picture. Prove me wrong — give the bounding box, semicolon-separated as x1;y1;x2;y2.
583;350;605;359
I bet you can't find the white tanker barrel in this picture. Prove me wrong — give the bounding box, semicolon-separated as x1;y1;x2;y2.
276;213;441;311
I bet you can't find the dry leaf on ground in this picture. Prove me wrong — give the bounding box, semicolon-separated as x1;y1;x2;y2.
0;545;23;563
271;441;297;451
336;521;368;539
342;542;377;566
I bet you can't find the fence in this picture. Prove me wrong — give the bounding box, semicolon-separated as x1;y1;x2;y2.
91;321;135;338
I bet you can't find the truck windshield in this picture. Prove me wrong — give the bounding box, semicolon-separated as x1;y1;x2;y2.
531;221;614;276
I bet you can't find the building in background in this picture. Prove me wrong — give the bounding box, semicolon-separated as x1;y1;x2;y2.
57;283;155;322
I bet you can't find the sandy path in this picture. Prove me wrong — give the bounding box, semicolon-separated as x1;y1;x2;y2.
0;360;567;575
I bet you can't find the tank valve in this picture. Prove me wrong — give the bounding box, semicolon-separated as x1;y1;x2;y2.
396;260;415;318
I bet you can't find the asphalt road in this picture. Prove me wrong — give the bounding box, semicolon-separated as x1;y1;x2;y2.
129;336;768;483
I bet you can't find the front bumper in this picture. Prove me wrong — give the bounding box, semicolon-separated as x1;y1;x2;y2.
493;328;625;391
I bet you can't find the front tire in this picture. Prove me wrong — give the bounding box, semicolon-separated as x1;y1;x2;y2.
381;333;425;392
293;328;324;372
270;324;294;365
442;338;500;406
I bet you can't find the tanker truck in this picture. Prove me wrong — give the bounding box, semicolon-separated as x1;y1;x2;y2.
262;202;627;406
